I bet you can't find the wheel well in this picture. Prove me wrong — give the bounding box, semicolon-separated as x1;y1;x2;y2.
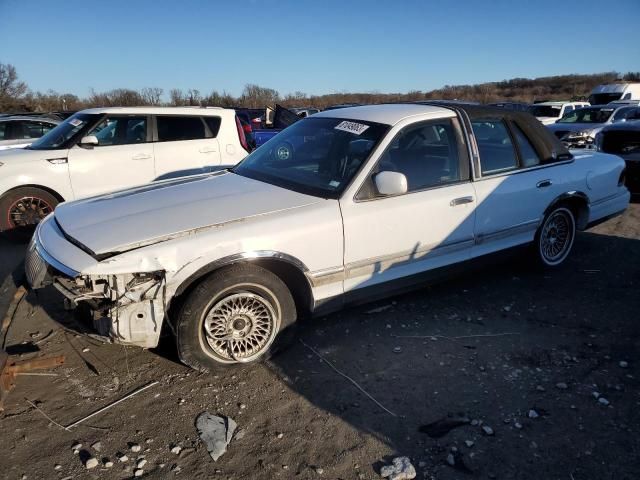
167;258;314;327
0;184;65;203
549;194;589;230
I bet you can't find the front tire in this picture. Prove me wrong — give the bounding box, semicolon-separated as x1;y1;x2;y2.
0;187;59;242
534;206;576;267
175;264;297;372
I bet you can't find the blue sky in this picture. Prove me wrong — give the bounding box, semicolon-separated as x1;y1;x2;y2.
1;0;638;98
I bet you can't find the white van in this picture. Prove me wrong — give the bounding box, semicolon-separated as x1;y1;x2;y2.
589;82;640;105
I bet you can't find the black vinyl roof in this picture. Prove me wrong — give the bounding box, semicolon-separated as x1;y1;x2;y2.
414;101;573;163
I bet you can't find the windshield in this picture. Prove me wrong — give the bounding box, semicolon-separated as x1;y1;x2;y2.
589;93;622;105
233;117;389;198
557;107;615;124
27;113;99;150
528;105;562;118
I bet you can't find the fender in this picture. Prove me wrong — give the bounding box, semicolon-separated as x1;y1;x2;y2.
172;250;311;297
544;191;590;230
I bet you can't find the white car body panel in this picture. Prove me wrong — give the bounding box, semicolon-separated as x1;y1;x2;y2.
26;104;630;350
341;182;476;292
0;147;75;200
153;137;221;180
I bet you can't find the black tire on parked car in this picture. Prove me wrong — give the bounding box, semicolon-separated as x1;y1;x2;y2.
0;187;59;242
533;205;576;268
175;263;297;372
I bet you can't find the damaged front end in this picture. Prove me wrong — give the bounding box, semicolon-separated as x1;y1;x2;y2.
556;131;597;149
26;238;166;348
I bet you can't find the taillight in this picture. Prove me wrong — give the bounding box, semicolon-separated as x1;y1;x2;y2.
235;116;249;152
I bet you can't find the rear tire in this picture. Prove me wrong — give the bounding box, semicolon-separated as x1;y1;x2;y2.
175;263;297;372
0;187;59;242
533;206;576;268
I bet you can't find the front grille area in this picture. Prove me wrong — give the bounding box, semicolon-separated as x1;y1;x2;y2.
25;238;49;289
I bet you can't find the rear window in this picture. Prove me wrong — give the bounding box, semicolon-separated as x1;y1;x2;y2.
157;116;206;142
472;119;518;175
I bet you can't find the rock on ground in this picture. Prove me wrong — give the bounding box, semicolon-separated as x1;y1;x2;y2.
380;456;416;480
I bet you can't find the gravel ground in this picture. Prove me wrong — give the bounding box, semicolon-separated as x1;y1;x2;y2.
0;203;638;480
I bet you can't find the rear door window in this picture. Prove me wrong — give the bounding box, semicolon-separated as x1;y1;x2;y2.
157;116;206;142
471;120;518;175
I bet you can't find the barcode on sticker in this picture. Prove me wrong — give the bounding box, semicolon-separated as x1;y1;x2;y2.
334;121;369;135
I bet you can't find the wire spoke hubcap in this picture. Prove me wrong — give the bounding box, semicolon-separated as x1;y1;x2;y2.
203;292;277;362
540;210;573;263
8;196;53;227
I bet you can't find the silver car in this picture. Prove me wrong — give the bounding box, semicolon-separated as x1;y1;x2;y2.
546;105;640;148
0;115;61;150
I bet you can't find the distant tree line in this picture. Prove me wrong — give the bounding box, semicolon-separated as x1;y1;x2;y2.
1;62;639;113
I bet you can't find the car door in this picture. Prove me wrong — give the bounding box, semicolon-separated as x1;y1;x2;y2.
470;118;562;257
67;115;155;198
152;115;221;181
340;118;476;293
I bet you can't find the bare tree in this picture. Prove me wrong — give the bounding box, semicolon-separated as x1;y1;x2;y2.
0;63;28;109
187;89;201;106
240;84;280;108
169;88;187;106
140;87;163;105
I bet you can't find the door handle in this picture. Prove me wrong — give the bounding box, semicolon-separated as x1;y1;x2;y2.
132;153;151;160
536;179;552;188
450;196;474;206
199;147;217;153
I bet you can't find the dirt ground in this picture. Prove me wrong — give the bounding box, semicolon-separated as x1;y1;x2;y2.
1;204;639;480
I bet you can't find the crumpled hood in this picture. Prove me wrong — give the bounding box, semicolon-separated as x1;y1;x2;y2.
54;172;321;255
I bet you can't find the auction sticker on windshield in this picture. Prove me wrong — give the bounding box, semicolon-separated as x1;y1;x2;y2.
335;121;369;135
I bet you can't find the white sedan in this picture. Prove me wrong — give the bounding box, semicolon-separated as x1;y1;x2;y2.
26;104;630;371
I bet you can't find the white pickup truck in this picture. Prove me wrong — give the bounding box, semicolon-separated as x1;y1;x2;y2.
0;107;249;236
529;101;590;125
26;103;629;371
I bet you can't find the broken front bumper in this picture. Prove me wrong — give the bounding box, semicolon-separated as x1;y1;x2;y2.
25;230;166;349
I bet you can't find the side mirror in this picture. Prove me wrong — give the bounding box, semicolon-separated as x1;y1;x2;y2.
79;135;99;147
374;171;408;196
